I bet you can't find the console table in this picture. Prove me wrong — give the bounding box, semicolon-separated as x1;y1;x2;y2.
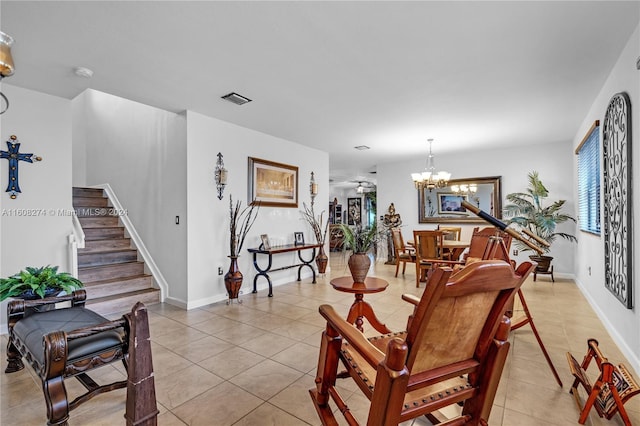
247;243;321;297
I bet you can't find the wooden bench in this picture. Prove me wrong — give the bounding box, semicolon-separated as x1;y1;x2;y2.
5;290;158;426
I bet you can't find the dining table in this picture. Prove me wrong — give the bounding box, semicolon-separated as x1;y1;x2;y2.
407;239;471;261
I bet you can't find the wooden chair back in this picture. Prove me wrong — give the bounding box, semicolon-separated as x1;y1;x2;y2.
438;225;462;241
466;226;513;263
412;230;449;286
413;230;445;260
390;228;408;253
405;261;530;373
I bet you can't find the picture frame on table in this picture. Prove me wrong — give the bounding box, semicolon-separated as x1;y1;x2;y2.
437;193;469;215
260;234;271;250
294;232;304;245
248;157;298;208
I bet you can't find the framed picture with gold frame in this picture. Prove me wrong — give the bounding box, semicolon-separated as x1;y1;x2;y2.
248;157;298;207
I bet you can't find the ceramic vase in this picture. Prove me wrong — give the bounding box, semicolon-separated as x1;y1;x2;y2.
315;245;328;274
224;256;243;303
348;252;371;283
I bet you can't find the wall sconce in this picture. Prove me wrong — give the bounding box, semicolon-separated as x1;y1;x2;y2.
215;152;227;200
310;171;318;207
0;31;15;115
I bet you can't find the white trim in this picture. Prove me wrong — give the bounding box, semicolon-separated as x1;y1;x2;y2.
90;183;168;302
67;211;85;277
574;277;640;377
185;271;317;310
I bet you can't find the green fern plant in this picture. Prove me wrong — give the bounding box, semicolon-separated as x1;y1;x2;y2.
503;171;577;254
338;222;379;253
0;265;84;301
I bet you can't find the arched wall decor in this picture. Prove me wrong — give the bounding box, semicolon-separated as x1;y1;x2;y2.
603;92;632;309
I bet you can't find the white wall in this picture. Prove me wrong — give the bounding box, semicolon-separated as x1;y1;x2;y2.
377;140;576;273
572;24;640;375
0;84;73;326
71;93;87;186
76;90;188;303
186;111;329;308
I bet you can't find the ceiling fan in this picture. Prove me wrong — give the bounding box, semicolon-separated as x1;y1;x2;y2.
349;180;376;194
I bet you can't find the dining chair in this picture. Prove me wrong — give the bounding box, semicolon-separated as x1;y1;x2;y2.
437;225;462;241
390;228;415;277
309;260;536;426
412;230;459;287
465;226;513;264
437;225;463;260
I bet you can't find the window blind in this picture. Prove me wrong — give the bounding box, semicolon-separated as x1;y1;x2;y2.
576;122;600;234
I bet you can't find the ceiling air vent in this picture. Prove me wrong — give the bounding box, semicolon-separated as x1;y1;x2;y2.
221;92;252;105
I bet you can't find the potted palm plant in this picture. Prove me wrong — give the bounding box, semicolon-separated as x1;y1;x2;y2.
300;202;329;273
503;171;577;272
338;222;379;283
0;265;84;301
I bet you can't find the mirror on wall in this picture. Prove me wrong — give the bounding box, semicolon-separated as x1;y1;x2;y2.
417;176;502;223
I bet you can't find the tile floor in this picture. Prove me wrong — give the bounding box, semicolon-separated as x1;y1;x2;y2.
2;254;639;425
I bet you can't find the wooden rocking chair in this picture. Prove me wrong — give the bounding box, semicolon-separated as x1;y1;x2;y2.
309;260;536;426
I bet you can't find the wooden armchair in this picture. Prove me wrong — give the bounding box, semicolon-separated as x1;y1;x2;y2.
390;228;415;277
4;290;158;426
309;260;536;426
413;230;460;287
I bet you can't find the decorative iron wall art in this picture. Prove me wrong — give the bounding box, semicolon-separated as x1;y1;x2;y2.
603;92;632;308
0;135;42;199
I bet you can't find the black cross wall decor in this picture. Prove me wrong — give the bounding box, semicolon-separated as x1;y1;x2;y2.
0;135;42;199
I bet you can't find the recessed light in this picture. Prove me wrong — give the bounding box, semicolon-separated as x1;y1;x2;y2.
354;145;370;150
221;92;252;105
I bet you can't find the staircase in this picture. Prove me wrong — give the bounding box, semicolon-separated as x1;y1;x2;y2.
73;187;160;316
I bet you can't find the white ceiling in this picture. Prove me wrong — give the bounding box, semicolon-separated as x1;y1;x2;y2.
1;1;638;185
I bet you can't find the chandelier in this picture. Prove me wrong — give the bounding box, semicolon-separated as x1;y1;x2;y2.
411;138;451;190
451;183;477;195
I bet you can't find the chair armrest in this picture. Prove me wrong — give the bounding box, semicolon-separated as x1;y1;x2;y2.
401;294;420;306
318;304;385;368
8;289;86;313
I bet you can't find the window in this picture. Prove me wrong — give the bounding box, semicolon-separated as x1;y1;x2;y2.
576;121;600;234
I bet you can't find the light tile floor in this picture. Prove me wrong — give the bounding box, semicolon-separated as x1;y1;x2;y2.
2;254;639;425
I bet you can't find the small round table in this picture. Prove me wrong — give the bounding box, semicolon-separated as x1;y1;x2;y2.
330;276;391;333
